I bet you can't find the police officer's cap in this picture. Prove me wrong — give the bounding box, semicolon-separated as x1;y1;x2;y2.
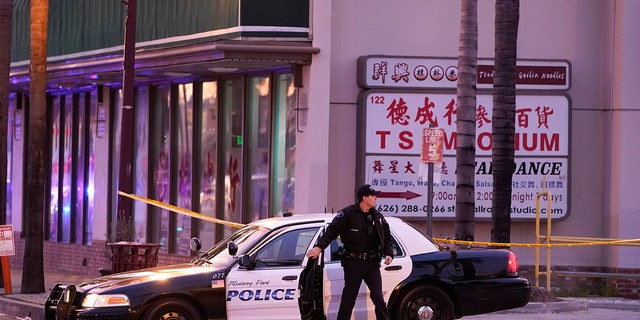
357;184;381;200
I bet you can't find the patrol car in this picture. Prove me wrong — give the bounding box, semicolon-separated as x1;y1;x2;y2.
45;213;531;320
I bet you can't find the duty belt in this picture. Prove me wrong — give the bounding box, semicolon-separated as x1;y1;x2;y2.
348;251;381;261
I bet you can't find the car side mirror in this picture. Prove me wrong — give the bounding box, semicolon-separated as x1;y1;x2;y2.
237;254;254;269
189;237;203;253
227;241;238;256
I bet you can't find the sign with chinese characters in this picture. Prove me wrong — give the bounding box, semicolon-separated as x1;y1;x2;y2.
0;225;15;256
363;92;569;156
365;155;568;219
357;56;570;90
357;91;570;220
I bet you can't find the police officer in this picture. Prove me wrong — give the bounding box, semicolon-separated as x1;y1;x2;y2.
306;184;393;320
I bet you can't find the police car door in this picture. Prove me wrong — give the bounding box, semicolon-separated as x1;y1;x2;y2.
226;226;320;319
323;232;412;319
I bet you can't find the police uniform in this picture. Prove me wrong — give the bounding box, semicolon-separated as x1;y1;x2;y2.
314;202;393;320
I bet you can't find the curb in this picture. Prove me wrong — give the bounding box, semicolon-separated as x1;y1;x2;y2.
495;298;640;314
513;300;589;313
0;295;43;319
573;299;640;312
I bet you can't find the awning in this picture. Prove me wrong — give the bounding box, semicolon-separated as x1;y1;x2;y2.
9;40;320;91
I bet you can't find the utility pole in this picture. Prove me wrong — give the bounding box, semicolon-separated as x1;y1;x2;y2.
112;0;137;241
122;0;136;109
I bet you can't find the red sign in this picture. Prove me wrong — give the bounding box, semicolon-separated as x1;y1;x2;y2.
421;127;444;163
0;225;15;256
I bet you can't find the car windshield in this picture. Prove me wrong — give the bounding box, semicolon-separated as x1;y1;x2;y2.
194;225;270;268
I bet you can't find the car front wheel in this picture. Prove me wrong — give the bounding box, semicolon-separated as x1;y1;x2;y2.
393;285;455;320
143;298;201;320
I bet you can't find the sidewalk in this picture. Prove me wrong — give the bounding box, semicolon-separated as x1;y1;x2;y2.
2;268;640;319
0;268;92;319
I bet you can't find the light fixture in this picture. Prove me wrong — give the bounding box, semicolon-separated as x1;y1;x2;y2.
13;110;22;140
207;67;238;73
96;103;106;138
163;72;191;77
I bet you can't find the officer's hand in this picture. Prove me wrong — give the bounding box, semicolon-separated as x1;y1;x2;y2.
384;256;393;265
306;246;322;259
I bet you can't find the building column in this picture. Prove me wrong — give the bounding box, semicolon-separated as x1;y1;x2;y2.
608;0;640;268
294;0;333;213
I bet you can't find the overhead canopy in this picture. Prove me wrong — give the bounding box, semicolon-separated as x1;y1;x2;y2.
9;0;316;91
9;40;320;91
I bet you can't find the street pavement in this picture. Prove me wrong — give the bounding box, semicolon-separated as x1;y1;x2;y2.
466;308;640;319
2;268;640;319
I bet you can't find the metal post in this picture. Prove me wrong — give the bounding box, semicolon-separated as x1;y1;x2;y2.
1;256;11;294
535;194;540;287
425;124;437;237
113;0;137;239
426;163;434;237
122;0;136;109
545;190;552;292
422;123;442;237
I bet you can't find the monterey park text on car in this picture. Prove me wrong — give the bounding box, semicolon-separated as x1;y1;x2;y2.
45;213;531;320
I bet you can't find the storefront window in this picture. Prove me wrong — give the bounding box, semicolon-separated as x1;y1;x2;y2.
246;76;272;221
49;93;91;243
176;83;194;253
134;87;150;242
221;78;244;236
199;81;218;248
74;93;87;243
149;85;172;252
49;96;61;240
6;94;16;224
272;74;296;215
61;94;73;242
85;90;98;244
101;74;296;249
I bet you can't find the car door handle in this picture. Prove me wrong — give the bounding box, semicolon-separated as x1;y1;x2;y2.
385;265;402;271
282;275;298;281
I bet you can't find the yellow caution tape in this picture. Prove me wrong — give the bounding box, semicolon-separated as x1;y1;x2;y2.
118;191;640;247
432;237;640;248
118;191;246;229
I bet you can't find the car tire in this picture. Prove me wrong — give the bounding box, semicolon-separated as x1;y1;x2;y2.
143;298;200;320
393;285;455;320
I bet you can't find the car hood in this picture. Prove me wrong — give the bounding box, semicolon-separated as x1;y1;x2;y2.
76;263;224;294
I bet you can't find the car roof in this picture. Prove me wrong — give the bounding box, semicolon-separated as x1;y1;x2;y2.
249;213;408;228
248;213;337;229
248;213;438;255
